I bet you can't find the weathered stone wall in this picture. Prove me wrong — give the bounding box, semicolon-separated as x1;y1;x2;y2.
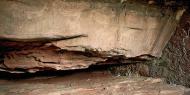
0;0;183;73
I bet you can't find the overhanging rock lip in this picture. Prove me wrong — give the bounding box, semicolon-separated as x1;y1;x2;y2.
0;0;185;73
0;0;183;58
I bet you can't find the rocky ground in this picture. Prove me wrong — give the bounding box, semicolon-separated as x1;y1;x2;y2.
0;71;189;95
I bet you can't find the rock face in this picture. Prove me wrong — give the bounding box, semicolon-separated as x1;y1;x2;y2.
0;0;183;73
144;10;190;87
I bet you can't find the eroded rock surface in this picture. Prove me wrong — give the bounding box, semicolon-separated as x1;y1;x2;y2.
0;0;184;72
0;71;189;95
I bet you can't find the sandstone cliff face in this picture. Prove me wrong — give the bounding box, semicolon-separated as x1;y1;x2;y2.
0;0;183;73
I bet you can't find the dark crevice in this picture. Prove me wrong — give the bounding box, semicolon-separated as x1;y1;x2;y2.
0;63;127;80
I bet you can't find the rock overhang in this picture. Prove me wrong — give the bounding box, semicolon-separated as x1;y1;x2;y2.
0;0;186;73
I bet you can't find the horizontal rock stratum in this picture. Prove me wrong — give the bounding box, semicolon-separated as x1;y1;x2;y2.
0;0;185;73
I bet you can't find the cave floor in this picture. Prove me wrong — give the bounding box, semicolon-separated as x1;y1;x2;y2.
0;71;189;95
